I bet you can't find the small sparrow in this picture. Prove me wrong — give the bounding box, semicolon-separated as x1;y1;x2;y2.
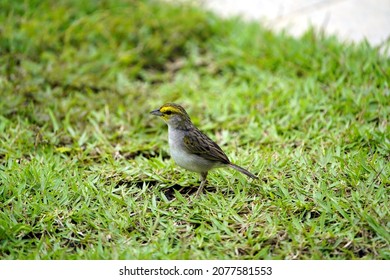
151;103;258;196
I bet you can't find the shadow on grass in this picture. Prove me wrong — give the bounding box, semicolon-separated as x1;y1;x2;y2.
116;179;218;200
162;184;219;200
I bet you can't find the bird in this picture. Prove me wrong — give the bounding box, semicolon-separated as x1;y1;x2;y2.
150;103;258;197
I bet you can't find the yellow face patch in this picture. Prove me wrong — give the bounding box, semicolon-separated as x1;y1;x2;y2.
158;105;184;120
151;103;189;121
160;105;182;115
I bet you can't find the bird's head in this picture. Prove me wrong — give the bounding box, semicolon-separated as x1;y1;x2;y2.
150;103;191;127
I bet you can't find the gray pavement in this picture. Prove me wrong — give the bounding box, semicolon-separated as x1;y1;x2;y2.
201;0;390;47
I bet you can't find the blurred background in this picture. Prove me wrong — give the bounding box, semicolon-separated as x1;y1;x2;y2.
202;0;390;47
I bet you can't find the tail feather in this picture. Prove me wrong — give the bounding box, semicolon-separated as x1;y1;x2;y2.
228;163;258;180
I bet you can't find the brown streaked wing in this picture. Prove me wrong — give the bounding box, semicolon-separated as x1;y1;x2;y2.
183;129;230;164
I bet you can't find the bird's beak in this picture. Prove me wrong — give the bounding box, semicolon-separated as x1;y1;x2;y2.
150;109;163;116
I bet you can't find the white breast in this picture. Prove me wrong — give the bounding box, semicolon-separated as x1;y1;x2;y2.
167;126;216;173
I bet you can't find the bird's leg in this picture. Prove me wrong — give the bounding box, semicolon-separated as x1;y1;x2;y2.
195;171;208;197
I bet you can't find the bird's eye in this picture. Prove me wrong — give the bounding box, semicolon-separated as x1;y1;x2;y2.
165;110;172;115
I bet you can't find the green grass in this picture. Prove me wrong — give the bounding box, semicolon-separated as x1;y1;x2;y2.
0;0;389;260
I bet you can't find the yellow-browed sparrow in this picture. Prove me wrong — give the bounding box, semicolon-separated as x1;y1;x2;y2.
151;103;258;196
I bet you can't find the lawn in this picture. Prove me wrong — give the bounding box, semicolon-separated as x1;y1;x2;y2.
0;0;389;259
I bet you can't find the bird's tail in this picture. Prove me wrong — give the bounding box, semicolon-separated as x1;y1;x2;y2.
228;163;258;180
